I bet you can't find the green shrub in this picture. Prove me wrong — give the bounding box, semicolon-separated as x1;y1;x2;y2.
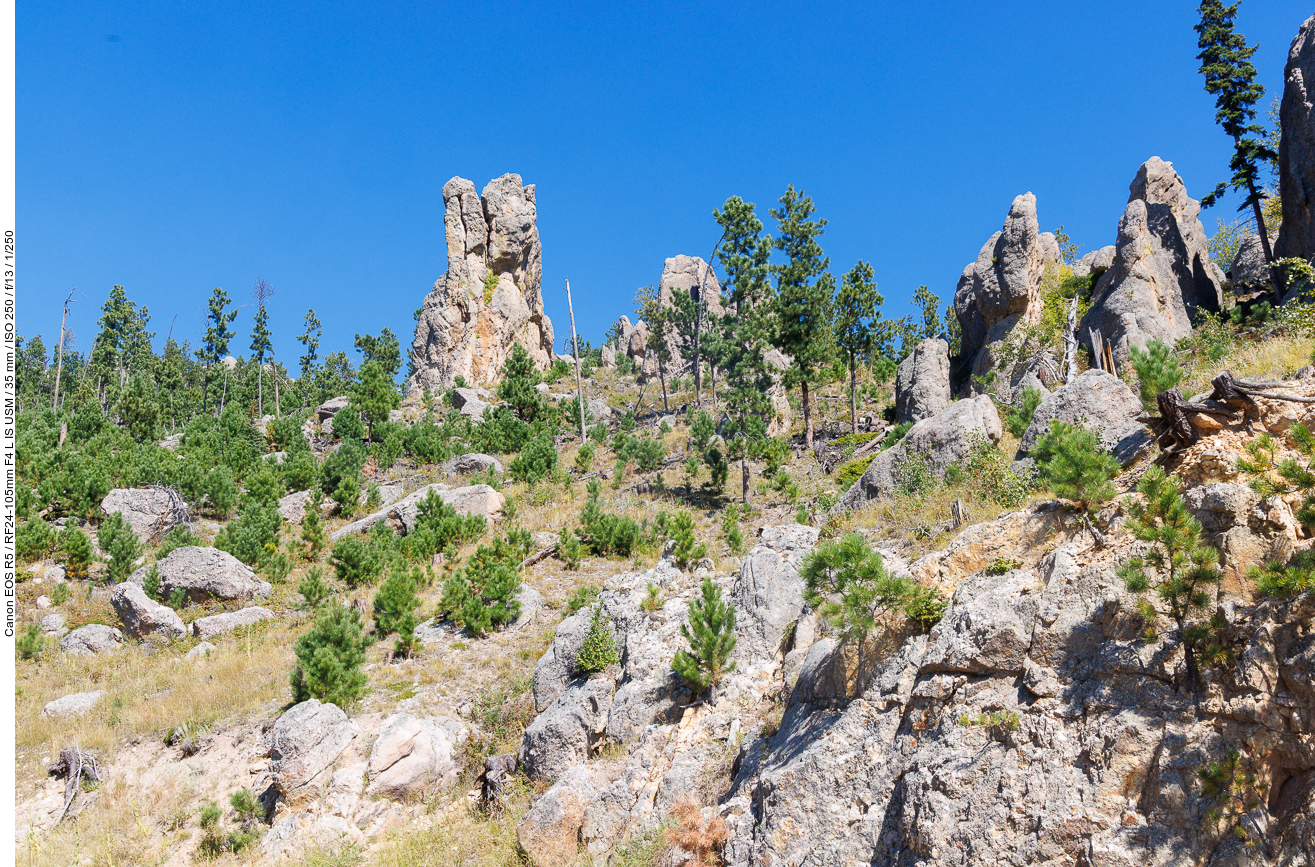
641;582;662;613
497;344;550;423
280;450;319;493
587;421;608;443
703;445;728;491
16;624;44;661
574;603;619;675
575;442;596;474
722;504;744;555
944;433;1034;508
801;533;918;641
1033;420;1118;512
402;488;486;562
835;455;876;488
330;536;383;588
1129;339;1183;413
269;414;308;452
881;421;913;451
290;604;372;708
331;406;366;442
668;510;707;569
904;585;948;633
17;517;57;563
300;489;327;557
557;529;584;571
373;565;423;657
245;463;285;507
297;567;333;611
1005;386;1044;438
204;466;240;519
893;453;933;496
51;583;70;605
214;501;282;567
565;582;599;614
689;410;715;452
331;474;361;518
1247;550;1315;598
99;511;143;582
509;433;558;484
671;577;737;699
155;525;199;560
439;536;523;636
579;479;642;557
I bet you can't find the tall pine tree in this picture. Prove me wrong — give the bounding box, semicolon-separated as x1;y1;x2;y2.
251;279;275;416
1196;0;1282;296
835;261;884;435
770;185;834;449
714;196;776;447
199;288;238;414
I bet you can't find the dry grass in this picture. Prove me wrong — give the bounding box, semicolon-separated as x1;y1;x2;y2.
663;799;728;867
1180;331;1312;397
366;789;536;867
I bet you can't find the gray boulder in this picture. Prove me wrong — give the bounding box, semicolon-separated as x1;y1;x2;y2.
837;395;1002;511
1229;234;1271;288
366;713;465;800
269;699;357;806
445;453;504;476
894;337;951;424
314;396;350;420
517;764;599;867
42;691;104;718
954;193;1061;383
129;547;271;604
1015;368;1149;466
277;489;312;525
329;483;503;542
110;582;187;640
60;624;123;657
40;612;67;636
186;642;216;660
1277;15;1315;262
1071;245;1116;280
191;606;276;640
100;488;182;543
731;525;820;664
519;675;615;781
586;397;612;421
532;610;593;712
1080;157;1225;367
452;388;492;421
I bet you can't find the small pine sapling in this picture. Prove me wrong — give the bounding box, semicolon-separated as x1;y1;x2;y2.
373;565;422;657
59;527;93;580
641;581;662;613
573;603;620;675
297;567;333;611
556;528;583;570
721;504;744;555
800;533;916;646
668;510;707;569
330;536;383;588
1128;339;1183;413
672;577;737;701
99;511;143;582
290;604;373;708
1198;748;1270;849
16;624;44;661
300;489;327;558
1005;385;1044;438
1033;419;1119;543
1118;466;1224;693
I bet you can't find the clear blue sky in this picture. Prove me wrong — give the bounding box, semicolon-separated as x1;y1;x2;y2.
18;1;1313;370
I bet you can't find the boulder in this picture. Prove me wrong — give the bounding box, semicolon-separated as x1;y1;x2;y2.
1185;482;1294;587
42;691;104;718
954;193;1062;384
128;547;271;604
600;344;616;369
110;582;187;640
1014;368;1149;467
191;607;276;640
277;489;312;525
1079;157;1224;367
40;612;67;636
1071;245;1116;280
517;764;598;867
100;488;183;543
1277;15;1315;262
586;397;612;421
59;624;123;657
764;348;794;437
519;675;615;781
329;483;503;542
1229;234;1271;288
186;642;216;660
366;713;465;800
731;525;821;664
836;395;1002;511
269;700;357;806
894;337;951;424
445;453;505;477
314;396;350;420
532;610;593;712
408;174;555;391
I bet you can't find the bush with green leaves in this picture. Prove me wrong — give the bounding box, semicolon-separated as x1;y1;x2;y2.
703;444;728;491
671;577;737;699
1129;339;1183;413
722;504;744;555
574;442;596;474
587;421;608;443
667;510;707;569
1118;466;1224;692
689;410;715;452
565;582;599;613
300;489;328;558
320;440;366;506
17;517;57;563
214;501;282;567
330;404;366;443
202;466;240;519
99;511;143;582
297;566;333;610
402;488;486;562
497;343;551;423
835;455;876;488
1005;386;1044;438
1033;420;1118;513
478;407;535;456
373;565;423;657
291;604;373;707
509;433;559;484
881;421;913;451
1238;425;1315;530
1247;550;1315;598
155;524;199;560
279;449;319;493
574;603;619;675
17;624;45;661
944;432;1034;508
330;536;384;587
269;413;309;452
579;479;642;557
439;535;523;636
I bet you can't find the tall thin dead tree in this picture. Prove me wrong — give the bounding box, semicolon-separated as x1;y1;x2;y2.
52;289;77;411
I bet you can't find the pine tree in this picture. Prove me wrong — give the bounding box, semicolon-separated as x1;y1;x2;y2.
353;328;402;378
668;510;707;569
770;185;835;449
251;279;275;416
497;343;548;422
1005;385;1044;439
1196;0;1282;296
297;309;322;409
573;602;620;675
1129;339;1183;413
120;372;160;443
1033;420;1119;513
1118;466;1223;693
713;196;776;448
300;489;327;558
835;261;884;434
158;337;187;432
634;285;676;411
59;527;93;580
352;360;399;441
296;566;332;610
800;533;916;643
98;511;143;582
199;288;238;413
671;577;737;700
373;565;422;657
290;604;372;707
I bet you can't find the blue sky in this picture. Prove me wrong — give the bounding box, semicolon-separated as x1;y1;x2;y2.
18;1;1313;370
